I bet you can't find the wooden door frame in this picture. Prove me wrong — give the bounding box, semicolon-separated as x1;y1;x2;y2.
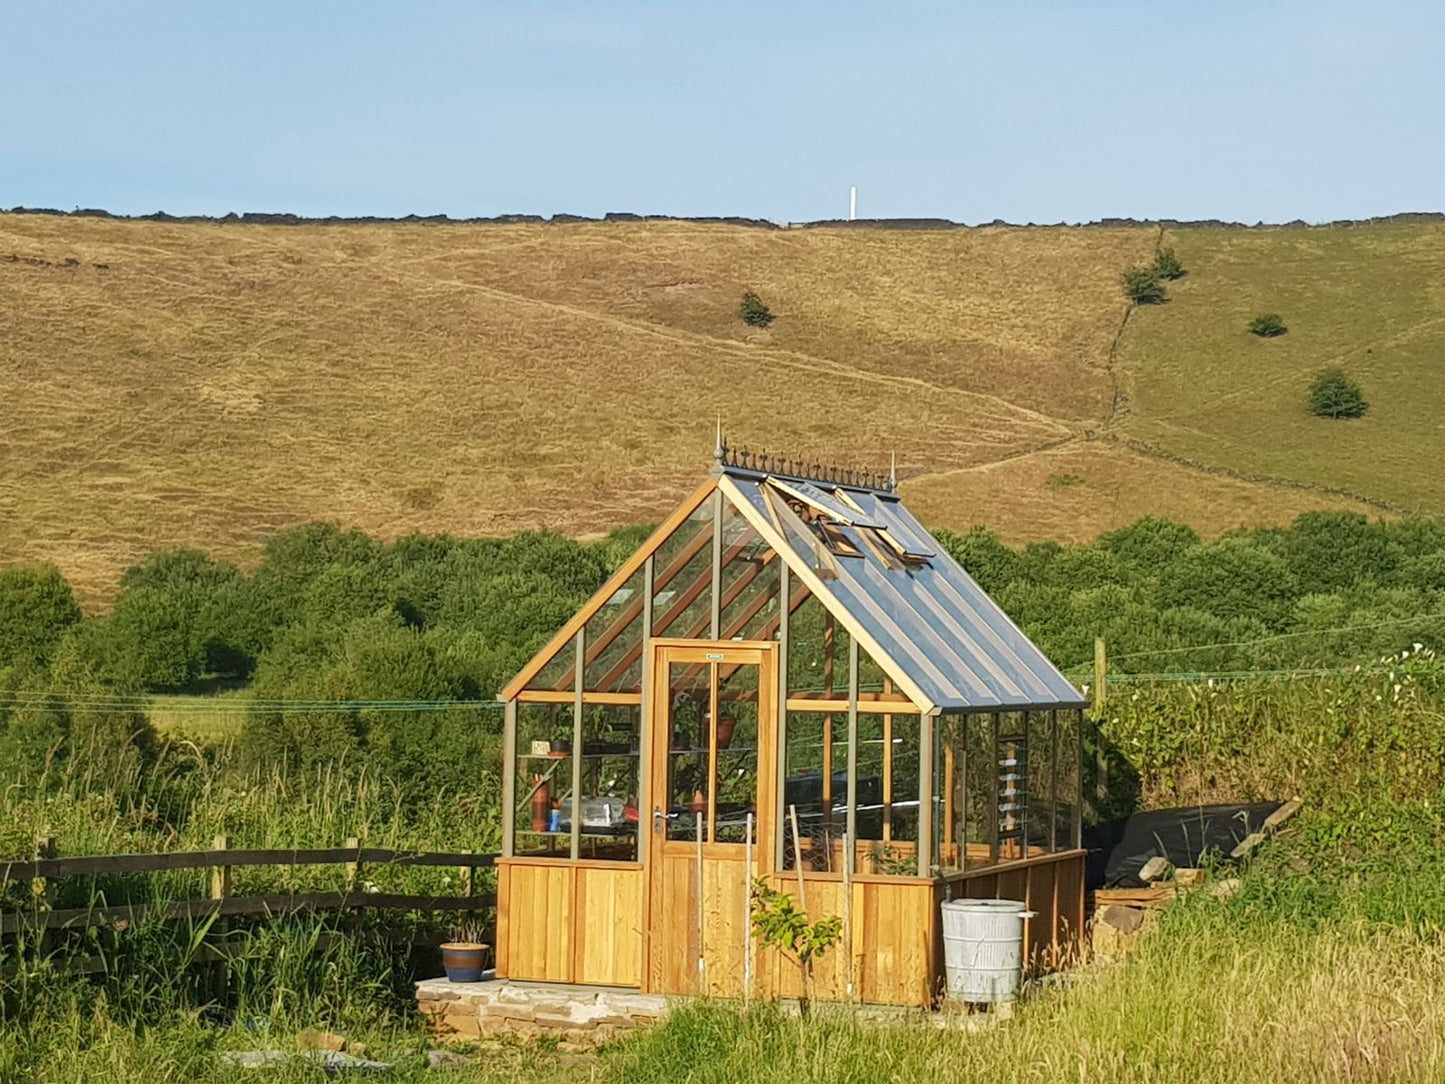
642;640;778;993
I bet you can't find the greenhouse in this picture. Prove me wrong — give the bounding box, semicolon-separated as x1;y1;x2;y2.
492;442;1087;1007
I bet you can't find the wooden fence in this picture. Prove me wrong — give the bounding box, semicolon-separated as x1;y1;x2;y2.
1;835;499;937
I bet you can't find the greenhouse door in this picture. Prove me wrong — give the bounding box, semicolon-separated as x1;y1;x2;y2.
645;642;777;996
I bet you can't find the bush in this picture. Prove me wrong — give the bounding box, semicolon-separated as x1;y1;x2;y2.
0;565;81;669
739;291;773;328
1249;312;1287;337
1152;247;1185;280
1120;267;1166;304
1308;368;1368;419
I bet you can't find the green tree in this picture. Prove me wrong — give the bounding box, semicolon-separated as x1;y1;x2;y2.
739;290;773;328
1309;368;1368;418
1249;312;1287;337
1153;247;1185;280
0;565;81;669
1097;517;1201;573
1156;536;1298;628
1120;267;1166;304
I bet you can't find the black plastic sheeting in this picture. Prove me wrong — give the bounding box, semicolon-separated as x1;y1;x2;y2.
1083;802;1286;888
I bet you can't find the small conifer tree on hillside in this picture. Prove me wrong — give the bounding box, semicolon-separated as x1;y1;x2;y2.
739;290;773;328
1308;368;1368;419
1153;247;1185;280
1121;267;1167;304
1250;312;1288;337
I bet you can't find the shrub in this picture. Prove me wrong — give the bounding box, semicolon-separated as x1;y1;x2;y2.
738;291;773;328
1120;267;1166;304
0;565;81;669
1308;368;1368;419
1152;247;1185;280
1249;312;1287;337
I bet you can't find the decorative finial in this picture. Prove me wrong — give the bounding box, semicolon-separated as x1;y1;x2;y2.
888;450;897;491
714;416;724;462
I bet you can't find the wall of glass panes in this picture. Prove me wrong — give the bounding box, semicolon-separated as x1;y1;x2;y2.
930;709;1083;875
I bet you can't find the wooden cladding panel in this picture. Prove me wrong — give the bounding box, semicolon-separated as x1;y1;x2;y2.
947;851;1086;972
574;866;644;987
497;862;573;983
498;862;644;986
754;877;937;1007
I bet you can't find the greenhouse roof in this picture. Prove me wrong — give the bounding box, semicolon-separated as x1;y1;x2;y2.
715;460;1086;713
500;446;1086;714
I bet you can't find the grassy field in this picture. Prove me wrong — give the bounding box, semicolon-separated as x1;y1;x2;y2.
0;212;1423;605
1115;222;1445;514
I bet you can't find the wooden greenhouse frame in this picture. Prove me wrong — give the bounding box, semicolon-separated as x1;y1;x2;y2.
492;444;1088;1007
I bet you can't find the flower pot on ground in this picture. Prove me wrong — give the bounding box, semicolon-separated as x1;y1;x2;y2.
440;941;490;983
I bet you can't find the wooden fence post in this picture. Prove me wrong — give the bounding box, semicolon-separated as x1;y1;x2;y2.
209;835;231;901
33;834;55;955
458;850;473;900
1093;637;1107;714
1093;638;1110;818
345;837;361;891
209;835;230;1003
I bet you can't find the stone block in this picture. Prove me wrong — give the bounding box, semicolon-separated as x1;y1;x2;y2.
443;1015;482;1040
1098;904;1145;934
483;1005;537;1022
537;1012;595;1029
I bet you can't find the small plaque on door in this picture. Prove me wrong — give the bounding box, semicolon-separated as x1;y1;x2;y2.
706;652;724;660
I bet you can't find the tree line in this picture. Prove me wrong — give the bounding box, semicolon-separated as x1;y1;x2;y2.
2;510;1443;798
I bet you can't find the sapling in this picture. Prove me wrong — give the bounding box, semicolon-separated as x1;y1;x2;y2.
749;877;842;1018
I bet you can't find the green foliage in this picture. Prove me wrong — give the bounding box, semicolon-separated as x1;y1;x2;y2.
1248;312;1287;337
1308;367;1368;418
1121;266;1167;304
0;565;80;669
750;878;842;1015
1152;247;1185;280
739;290;773;328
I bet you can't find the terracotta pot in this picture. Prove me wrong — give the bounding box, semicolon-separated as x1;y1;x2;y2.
715;716;736;749
690;789;706;814
440;941;490;983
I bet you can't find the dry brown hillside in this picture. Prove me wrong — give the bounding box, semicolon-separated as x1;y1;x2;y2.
0;213;1383;605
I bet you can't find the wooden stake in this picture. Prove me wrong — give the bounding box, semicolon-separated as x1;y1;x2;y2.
788;805;808;914
696;811;705;996
1093;637;1107;714
743;813;753;1004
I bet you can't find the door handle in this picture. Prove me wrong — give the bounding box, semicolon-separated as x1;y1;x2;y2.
653;806;665;833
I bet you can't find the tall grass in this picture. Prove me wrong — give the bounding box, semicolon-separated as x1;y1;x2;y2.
611;888;1445;1083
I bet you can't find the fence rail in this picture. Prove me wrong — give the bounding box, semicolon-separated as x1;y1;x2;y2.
0;847;496;883
1;837;501;936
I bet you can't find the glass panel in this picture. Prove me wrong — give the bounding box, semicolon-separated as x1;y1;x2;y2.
665;663;711;841
584;568;645;693
652;501;714;639
713;662;760;842
964;713;995;869
856;645;911;702
527;633;578;692
575;703;641;860
997;711;1028;862
513;703;573;856
1055;708;1082;849
854;711;923;875
1027;710;1055;856
780;711;848;871
719;502;782;642
786;592;851;699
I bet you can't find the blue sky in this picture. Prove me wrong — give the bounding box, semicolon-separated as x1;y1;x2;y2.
3;1;1441;223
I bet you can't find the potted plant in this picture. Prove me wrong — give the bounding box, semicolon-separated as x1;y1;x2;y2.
440;919;490;984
